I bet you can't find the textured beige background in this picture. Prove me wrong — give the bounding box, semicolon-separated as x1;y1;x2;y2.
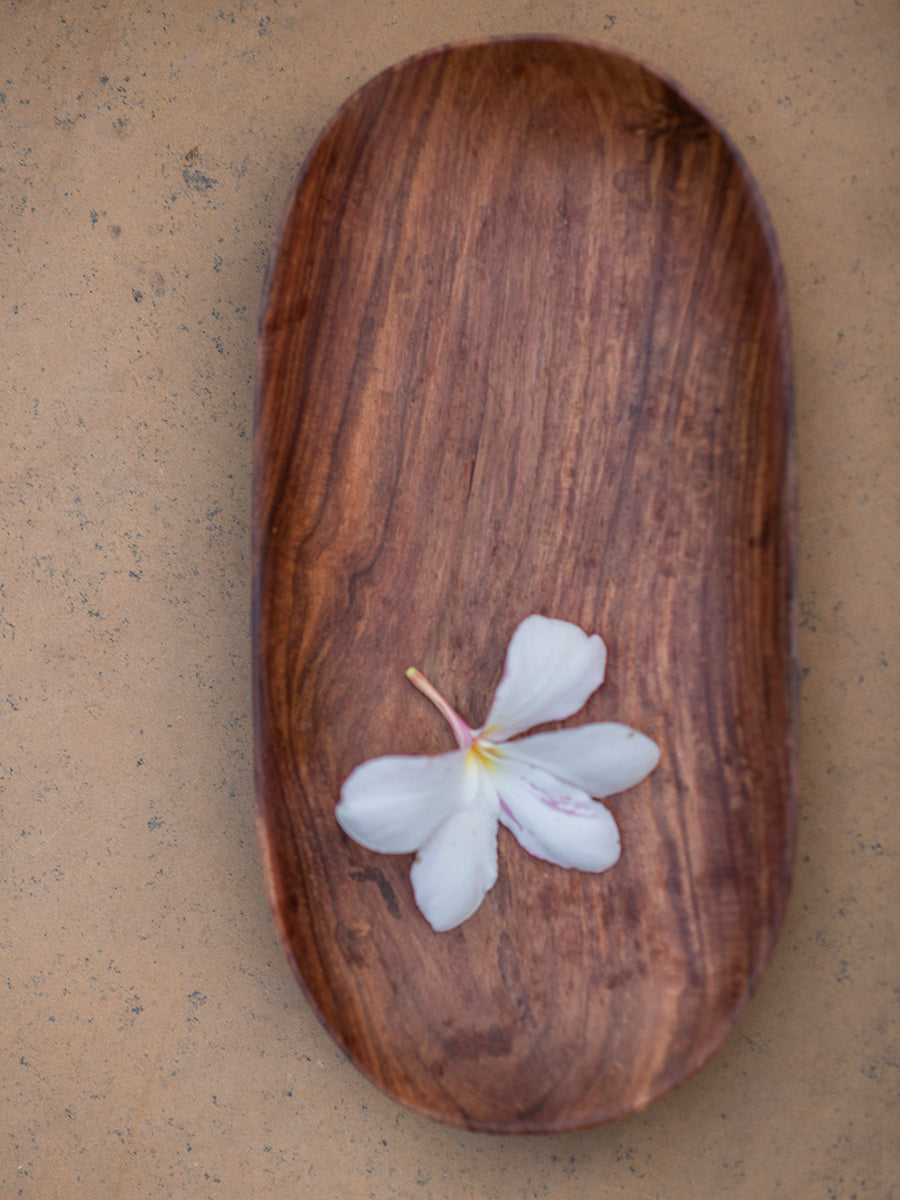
2;1;897;1197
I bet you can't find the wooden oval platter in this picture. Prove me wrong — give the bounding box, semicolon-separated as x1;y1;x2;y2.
253;37;795;1132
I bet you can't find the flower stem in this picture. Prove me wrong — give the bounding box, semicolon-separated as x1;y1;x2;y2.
405;667;473;749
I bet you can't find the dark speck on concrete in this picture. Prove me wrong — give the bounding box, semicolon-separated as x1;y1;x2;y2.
183;165;218;193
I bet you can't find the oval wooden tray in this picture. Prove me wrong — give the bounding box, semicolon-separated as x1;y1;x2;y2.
253;37;795;1133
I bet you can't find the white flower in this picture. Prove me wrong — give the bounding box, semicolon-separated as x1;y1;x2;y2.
335;615;660;932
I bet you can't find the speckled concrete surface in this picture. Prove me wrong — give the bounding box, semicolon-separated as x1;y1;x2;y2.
2;2;897;1197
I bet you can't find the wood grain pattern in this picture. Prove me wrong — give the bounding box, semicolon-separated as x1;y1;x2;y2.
253;38;795;1132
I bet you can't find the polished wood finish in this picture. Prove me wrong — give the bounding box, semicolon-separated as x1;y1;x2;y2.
253;38;794;1132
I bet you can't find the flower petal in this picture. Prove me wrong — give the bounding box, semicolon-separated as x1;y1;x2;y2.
495;761;620;872
410;772;499;931
482;615;607;740
503;722;660;799
335;749;470;854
